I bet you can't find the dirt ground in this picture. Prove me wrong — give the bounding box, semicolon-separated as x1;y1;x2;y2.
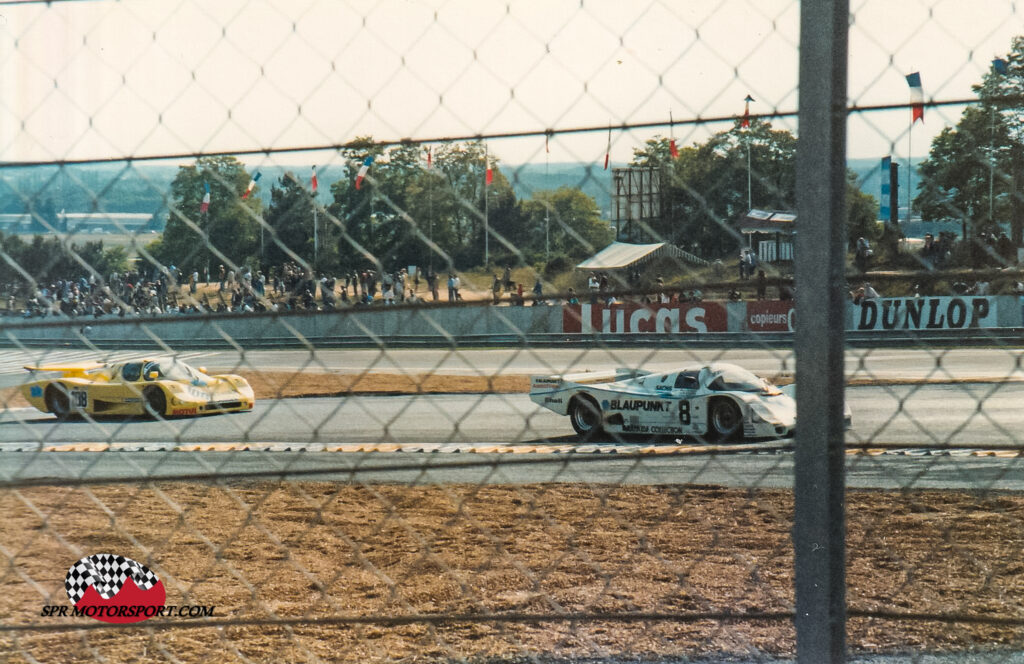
2;484;1024;662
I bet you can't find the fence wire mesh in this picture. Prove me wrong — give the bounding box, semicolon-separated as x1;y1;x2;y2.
2;0;1024;662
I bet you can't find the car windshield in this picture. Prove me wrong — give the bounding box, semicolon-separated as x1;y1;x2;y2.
707;367;778;394
142;359;204;384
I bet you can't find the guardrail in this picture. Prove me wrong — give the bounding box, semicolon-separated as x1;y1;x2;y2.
3;317;1022;350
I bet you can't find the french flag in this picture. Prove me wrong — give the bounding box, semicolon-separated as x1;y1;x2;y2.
906;72;924;124
355;156;373;190
311;166;318;193
242;171;261;199
742;95;754;128
200;182;210;213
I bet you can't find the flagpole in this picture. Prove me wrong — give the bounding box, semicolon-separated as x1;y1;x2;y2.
484;143;489;267
545;132;550;260
313;204;318;266
747;139;752;213
907;122;912;228
743;95;754;216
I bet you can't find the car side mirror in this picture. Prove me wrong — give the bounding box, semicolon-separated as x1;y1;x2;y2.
147;371;159;380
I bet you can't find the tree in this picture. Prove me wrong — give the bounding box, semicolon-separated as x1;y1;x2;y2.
630;119;797;259
263;172;317;269
156;156;261;275
520;187;612;260
326;139;522;271
916;36;1024;247
846;171;881;252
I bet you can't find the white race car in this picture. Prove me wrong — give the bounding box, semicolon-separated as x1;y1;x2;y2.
530;362;802;441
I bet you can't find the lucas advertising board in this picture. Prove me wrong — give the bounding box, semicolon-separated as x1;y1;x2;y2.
563;303;728;334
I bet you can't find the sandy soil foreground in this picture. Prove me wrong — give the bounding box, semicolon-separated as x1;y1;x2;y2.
2;484;1024;662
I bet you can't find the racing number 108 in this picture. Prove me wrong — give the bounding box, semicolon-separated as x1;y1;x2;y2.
679;400;690;425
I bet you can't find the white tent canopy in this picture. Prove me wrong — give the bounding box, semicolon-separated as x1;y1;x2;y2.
576;242;706;271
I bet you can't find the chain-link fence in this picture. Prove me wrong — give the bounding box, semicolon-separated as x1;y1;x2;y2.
2;0;1024;662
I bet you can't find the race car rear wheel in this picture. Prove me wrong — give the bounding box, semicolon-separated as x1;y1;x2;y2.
45;384;71;420
708;398;743;442
143;386;167;419
569;396;603;439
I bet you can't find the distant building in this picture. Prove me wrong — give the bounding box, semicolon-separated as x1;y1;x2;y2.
739;209;795;263
61;212;155;233
0;212;154;234
0;214;34;234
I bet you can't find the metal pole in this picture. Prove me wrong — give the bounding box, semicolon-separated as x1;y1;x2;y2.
907;122;913;225
794;0;848;662
484;148;490;267
990;105;996;224
313;204;318;266
747;137;752;212
545;145;550;260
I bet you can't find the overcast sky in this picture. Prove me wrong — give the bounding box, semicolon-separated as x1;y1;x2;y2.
1;0;1021;169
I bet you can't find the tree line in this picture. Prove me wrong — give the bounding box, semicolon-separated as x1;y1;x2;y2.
0;234;129;287
149;139;613;278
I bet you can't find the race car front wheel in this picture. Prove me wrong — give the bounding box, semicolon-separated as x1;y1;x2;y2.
569;396;603;439
708;398;742;442
143;386;166;419
45;385;71;420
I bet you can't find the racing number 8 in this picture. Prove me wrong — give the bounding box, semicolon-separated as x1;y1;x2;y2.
679;400;690;425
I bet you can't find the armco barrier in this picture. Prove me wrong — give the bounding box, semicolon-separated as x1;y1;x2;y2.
1;296;1021;349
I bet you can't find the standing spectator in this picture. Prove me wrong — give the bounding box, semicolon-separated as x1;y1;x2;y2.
218;264;226;291
855;236;872;273
453;273;462;301
503;265;513;292
190;271;198;295
588;273;600;304
756;270;767;300
739;250;748;280
532;278;544;305
492;274;502;304
427;269;438;301
447;274;456;302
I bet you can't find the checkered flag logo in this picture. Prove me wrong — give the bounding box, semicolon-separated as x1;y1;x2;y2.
65;553;160;605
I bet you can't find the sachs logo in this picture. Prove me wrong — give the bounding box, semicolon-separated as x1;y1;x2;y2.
65;553;166;623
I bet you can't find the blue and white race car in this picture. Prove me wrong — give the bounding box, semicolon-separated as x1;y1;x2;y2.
530;362;808;441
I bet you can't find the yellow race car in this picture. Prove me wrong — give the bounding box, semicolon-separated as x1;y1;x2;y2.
21;357;255;419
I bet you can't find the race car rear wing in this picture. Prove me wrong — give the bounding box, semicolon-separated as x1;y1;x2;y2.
23;362;105;377
530;368;650;391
